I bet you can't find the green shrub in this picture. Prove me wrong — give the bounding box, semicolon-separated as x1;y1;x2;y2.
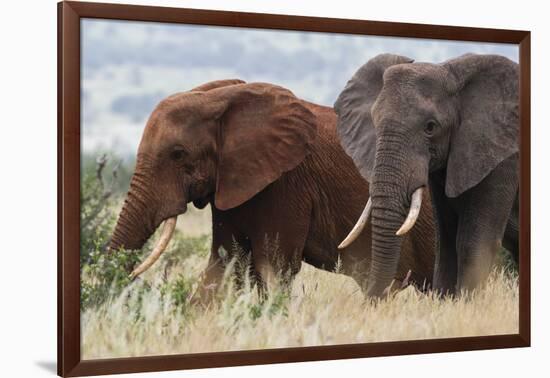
81;246;144;310
80;153;142;310
80;154;122;264
168;274;194;314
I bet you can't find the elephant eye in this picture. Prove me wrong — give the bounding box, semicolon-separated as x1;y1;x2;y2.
170;149;185;161
424;120;438;136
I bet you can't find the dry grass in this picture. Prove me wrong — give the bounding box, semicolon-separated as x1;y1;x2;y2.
80;162;519;360
81;246;518;359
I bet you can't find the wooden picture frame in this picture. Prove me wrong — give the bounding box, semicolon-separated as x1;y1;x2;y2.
58;1;531;376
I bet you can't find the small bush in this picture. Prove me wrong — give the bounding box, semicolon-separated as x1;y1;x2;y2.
80;154;123;264
168;274;194;314
81;228;211;312
81;246;144;310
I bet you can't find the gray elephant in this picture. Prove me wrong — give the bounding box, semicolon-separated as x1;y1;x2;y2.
335;53;519;297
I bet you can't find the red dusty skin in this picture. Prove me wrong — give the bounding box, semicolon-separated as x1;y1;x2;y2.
108;169;157;253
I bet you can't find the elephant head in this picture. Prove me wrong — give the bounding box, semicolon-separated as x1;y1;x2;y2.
335;53;518;297
109;80;317;277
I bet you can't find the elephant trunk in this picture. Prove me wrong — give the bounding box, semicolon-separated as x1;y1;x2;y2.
367;135;411;298
109;160;159;253
109;156;185;278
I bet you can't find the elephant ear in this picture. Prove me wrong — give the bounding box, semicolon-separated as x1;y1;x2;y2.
334;54;413;182
443;54;519;197
208;83;317;210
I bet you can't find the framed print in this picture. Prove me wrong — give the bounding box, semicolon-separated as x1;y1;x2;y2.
58;1;531;376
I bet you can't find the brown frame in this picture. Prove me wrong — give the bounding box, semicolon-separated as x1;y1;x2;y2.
58;1;531;376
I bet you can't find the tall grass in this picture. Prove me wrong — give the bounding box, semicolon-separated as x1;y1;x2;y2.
80;154;519;360
81;251;518;359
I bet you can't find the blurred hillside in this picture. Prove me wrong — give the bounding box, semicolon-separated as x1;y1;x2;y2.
81;19;518;157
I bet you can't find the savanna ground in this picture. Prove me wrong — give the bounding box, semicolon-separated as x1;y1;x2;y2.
80;155;518;359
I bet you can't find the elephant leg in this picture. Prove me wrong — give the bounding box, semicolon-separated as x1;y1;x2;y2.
250;233;303;297
430;175;459;295
455;155;519;292
190;247;226;306
191;210;250;306
502;193;519;265
251;245;277;297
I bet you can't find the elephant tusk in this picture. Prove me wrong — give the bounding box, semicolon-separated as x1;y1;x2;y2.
338;197;372;249
129;217;177;279
396;187;423;236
